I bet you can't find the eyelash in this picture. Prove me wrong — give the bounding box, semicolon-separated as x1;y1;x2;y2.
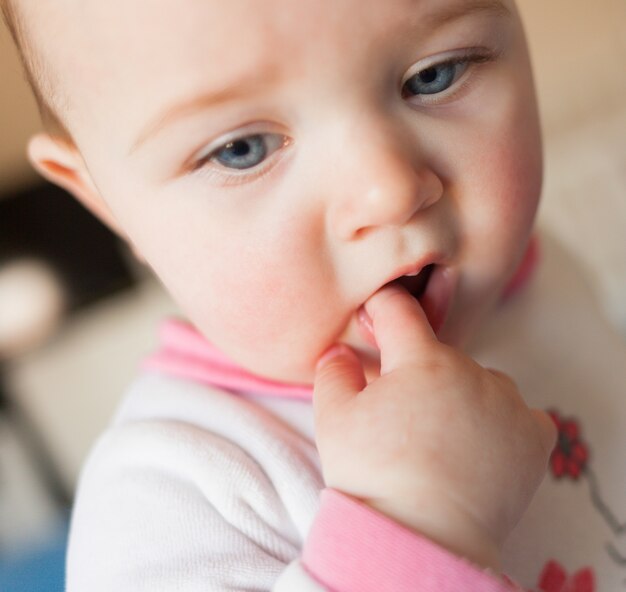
190;49;496;185
401;50;495;104
190;134;292;186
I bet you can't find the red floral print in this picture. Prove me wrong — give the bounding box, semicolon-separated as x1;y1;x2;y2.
547;410;589;480
535;560;595;592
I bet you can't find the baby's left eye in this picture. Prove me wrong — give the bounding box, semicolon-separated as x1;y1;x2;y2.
403;61;469;97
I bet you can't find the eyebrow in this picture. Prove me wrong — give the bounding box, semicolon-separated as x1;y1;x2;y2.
129;65;283;156
129;0;510;156
423;0;511;28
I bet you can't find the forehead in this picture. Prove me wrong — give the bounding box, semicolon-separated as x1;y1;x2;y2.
37;0;431;87
26;0;512;145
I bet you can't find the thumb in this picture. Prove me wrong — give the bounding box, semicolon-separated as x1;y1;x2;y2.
313;344;366;425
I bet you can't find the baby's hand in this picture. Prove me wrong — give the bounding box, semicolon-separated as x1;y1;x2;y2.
313;284;557;573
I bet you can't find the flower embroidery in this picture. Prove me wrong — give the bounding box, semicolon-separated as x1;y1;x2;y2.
547;410;589;480
538;410;624;574
535;560;595;592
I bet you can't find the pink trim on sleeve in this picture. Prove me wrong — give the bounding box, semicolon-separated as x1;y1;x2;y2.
302;488;523;592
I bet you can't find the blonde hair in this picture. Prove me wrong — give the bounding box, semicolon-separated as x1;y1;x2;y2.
1;0;73;143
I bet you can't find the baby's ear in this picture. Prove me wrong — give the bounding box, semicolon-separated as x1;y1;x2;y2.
27;133;123;237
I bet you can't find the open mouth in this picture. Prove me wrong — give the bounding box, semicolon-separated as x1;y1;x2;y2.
358;263;452;346
387;264;435;303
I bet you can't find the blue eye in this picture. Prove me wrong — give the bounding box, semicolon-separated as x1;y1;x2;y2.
211;133;285;170
403;61;468;96
214;135;265;169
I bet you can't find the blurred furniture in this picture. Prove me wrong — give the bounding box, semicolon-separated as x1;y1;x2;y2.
0;183;139;569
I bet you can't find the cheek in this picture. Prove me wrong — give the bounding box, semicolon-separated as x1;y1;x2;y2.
488;125;542;241
436;59;543;349
188;217;338;382
216;253;302;343
463;73;543;270
102;171;341;383
495;52;544;242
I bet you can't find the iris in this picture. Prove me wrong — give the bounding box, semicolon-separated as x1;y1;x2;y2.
214;135;267;170
404;62;462;96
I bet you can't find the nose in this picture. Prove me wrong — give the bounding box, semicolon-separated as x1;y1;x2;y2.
328;122;443;241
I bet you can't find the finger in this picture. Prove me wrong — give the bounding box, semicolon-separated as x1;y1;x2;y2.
313;344;366;425
530;408;559;459
363;283;438;374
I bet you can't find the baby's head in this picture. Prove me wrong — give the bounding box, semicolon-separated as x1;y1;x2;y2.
4;0;542;383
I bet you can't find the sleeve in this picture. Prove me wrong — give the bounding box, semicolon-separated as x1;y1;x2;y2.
66;419;311;591
66;420;522;592
296;488;525;592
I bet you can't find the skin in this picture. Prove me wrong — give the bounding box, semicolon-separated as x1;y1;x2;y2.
25;0;542;386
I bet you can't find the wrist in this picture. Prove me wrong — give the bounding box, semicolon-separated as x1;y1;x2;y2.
362;496;502;573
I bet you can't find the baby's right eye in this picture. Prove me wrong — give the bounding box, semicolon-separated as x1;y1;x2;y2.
208;133;286;171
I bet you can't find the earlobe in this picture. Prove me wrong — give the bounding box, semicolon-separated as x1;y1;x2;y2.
26;133;123;237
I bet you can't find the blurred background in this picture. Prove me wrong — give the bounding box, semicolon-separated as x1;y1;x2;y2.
0;1;625;590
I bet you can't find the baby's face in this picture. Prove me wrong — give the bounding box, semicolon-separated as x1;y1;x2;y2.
34;0;542;383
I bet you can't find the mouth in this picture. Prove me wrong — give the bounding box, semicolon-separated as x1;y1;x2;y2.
358;262;455;346
386;264;435;303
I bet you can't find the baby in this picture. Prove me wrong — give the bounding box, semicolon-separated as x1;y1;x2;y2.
4;0;625;589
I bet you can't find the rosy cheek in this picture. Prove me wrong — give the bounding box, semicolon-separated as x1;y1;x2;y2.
481;85;543;245
502;124;542;233
209;222;325;345
217;261;294;344
212;259;334;382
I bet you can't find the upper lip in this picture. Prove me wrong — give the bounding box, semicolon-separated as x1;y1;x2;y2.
381;253;442;288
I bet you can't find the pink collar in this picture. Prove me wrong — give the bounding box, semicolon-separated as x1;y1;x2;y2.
143;237;539;401
142;319;314;400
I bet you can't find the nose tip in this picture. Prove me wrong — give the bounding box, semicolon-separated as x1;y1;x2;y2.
364;165;442;219
334;161;444;241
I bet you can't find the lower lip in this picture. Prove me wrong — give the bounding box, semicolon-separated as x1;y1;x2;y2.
419;265;456;336
357;265;456;346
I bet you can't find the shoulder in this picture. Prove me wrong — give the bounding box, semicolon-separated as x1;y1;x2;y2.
79;371;322;503
67;373;323;590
